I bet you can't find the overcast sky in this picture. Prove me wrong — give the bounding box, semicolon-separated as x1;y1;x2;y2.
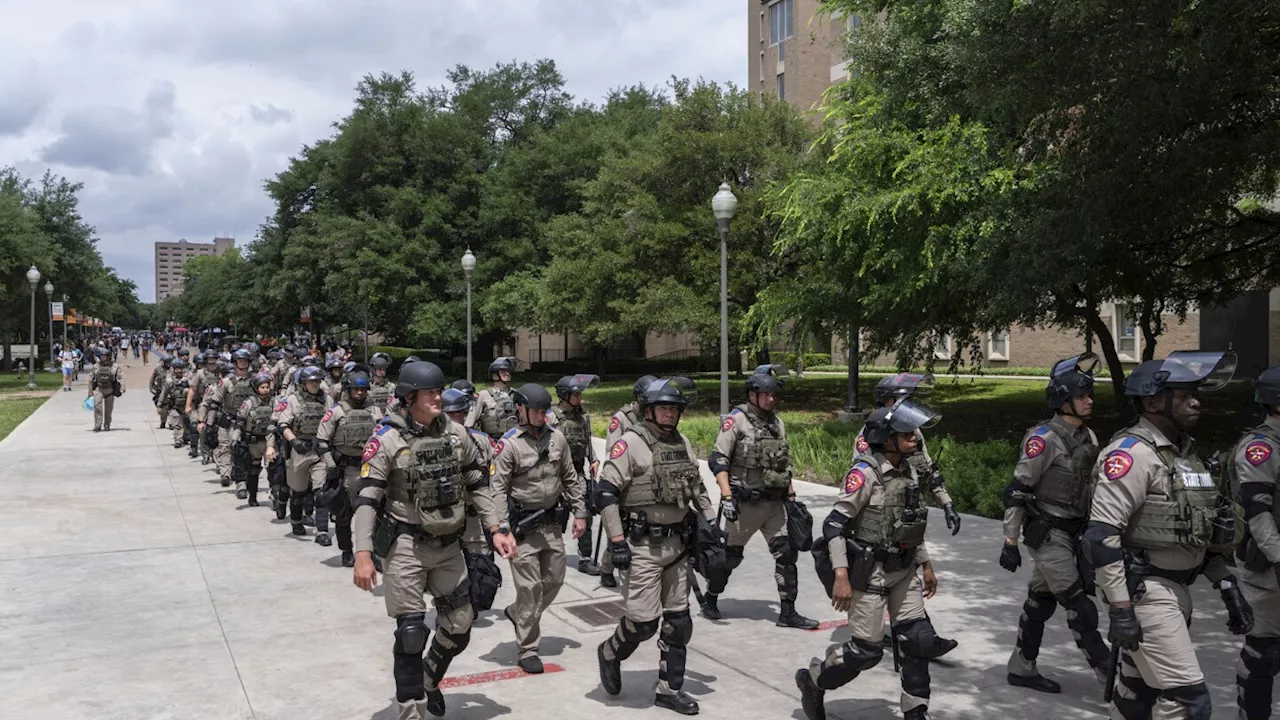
0;0;745;302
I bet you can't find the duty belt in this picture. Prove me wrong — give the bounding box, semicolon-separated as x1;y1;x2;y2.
1043;514;1087;536
215;415;239;430
625;516;688;544
872;545;917;573
393;520;463;549
1138;565;1200;587
732;486;788;503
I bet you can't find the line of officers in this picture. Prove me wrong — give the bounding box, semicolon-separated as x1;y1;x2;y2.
143;345;1280;720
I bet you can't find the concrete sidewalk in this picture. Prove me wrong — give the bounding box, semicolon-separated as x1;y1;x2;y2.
0;359;1248;719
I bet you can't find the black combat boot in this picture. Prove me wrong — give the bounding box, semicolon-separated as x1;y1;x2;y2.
341;550;355;567
699;594;721;620
600;572;618;589
578;558;601;575
598;642;622;696
654;690;699;715
795;669;826;720
904;707;931;720
424;689;445;717
777;600;819;630
1007;673;1061;693
236;487;248;500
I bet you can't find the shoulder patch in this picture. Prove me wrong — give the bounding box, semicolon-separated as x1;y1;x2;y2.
721;415;735;432
361;437;381;462
1117;437;1141;450
855;435;869;454
375;424;393;436
1102;450;1134;480
608;416;621;432
274;399;288;412
843;467;866;494
321;408;334;423
609;439;628;460
1245;440;1272;466
495;441;505;456
1025;436;1046;459
502;428;518;439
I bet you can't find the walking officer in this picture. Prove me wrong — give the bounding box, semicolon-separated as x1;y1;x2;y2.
854;374;963;536
548;374;603;575
316;366;383;560
160;359;191;447
368;352;394;413
703;365;817;629
351;360;515;720
150;354;172;424
87;348;124;432
1084;350;1253;719
466;356;519;439
490;383;587;673
322;357;345;402
232;371;277;507
596;377;715;715
268;365;330;538
1000;354;1111;692
598;374;658;588
1232;366;1280;719
187;352;218;459
795;401;957;720
442;388;497;557
207;349;256;495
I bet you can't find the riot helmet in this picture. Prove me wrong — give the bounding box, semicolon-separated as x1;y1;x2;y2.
216;360;232;376
1255;366;1280;410
555;374;600;401
232;349;252;367
176;347;190;357
633;375;659;406
300;355;319;367
345;370;371;406
745;364;786;398
251;371;274;394
193;352;206;366
161;355;173;368
642;377;695;433
404;355;422;365
873;373;934;406
325;357;343;371
171;358;187;371
451;378;475;398
298;366;325;389
1046;353;1097;416
488;356;517;382
1125;350;1236;429
861;400;941;452
395;361;447;399
442;388;471;414
512;383;553;411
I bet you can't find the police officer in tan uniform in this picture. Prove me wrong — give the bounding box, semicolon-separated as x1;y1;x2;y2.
466;357;519;439
268;365;330;538
160;359;190;447
702;365;817;629
597;375;658;588
368;353;394;413
796;401;956;720
321;357;345;402
233;371;277;507
187;352;218;459
490;383;587;674
596;378;716;716
351;361;515;720
1084;351;1252;719
207;349;257;496
854;374;962;535
316;366;383;560
1230;367;1280;719
548;374;602;575
87;348;124;431
1000;354;1111;692
150;354;172;426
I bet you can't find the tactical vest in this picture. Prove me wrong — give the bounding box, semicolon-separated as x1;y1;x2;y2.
399;429;467;537
333;402;377;457
1030;422;1099;519
556;407;590;466
94;366;115;391
623;424;702;508
368;382;392;412
728;405;792;490
293;393;327;439
480;387;518;438
162;378;188;408
1114;425;1233;554
849;454;929;551
225;375;254;415
243;398;274;437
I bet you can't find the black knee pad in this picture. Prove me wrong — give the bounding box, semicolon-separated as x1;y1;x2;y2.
725;545;745;572
843;637;884;672
1161;682;1211;720
394;612;430;655
626;617;660;644
899;654;931;700
893;618;939;659
661;610;694;647
1024;590;1058;624
769;535;798;565
1242;635;1280;677
302;491;315;514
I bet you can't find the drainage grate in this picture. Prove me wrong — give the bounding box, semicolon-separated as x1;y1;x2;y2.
562;598;628;627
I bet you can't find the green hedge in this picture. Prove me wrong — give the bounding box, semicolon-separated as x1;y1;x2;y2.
369;346;456;374
805;364;1114;378
774;352;832;369
530;355;721;375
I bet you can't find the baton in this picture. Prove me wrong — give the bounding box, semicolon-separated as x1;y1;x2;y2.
1103;644;1120;704
592;521;605;564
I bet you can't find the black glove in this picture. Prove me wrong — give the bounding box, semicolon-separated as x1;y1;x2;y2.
290;438;309;454
610;540;632;571
1107;605;1143;651
1222;583;1255;636
999;544;1022;573
943;503;962;535
720;496;739;523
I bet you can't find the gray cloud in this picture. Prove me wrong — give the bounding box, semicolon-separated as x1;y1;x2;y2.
39;81;177;175
248;103;293;125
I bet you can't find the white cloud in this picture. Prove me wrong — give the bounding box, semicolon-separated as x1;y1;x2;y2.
0;0;744;301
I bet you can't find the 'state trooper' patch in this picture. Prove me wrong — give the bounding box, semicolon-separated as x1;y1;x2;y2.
321;408;334;422
721;416;735;432
1025;436;1046;458
361;438;380;462
1246;441;1272;466
275;400;288;412
609;440;627;459
1103;451;1133;480
843;468;865;494
855;436;869;454
608;416;620;432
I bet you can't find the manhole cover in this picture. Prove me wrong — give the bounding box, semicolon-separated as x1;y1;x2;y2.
562;598;627;627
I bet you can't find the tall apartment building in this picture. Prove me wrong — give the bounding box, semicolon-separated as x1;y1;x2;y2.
748;0;850;119
155;237;235;300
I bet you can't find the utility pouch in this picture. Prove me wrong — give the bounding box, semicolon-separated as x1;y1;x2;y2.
1022;516;1051;550
372;514;397;558
1243;536;1273;573
849;541;876;592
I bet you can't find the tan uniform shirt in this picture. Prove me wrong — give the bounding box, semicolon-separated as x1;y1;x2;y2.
351;413;498;554
853;426;953;507
316;400;385;472
1089;416;1231;604
204;370;252;422
605;403;641;450
1002;416;1098;541
1234;415;1280;564
490;425;586;525
465;384;516;433
826;453;931;570
599;426;716;539
89;364;124;392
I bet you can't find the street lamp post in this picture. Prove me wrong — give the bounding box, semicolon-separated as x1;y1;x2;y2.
25;266;40;389
711;183;738;418
43;281;53;372
61;295;68;353
461;248;476;384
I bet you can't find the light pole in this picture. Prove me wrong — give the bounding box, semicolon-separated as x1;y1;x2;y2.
61;295;68;353
25;265;40;389
461;248;476;384
711;183;738;417
43;280;53;371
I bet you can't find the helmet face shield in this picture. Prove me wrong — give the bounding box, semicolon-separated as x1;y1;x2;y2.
886;399;941;433
1052;352;1098;380
1162;351;1237;392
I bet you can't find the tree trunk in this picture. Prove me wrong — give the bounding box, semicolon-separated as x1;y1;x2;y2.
1138;298;1163;362
1082;308;1127;406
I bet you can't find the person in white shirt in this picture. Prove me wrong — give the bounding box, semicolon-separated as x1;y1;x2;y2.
59;348;76;391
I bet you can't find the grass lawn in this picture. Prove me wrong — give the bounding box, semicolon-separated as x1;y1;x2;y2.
0;372;64;393
0;396;47;442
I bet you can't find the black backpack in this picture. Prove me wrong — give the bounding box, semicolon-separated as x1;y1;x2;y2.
786;499;814;552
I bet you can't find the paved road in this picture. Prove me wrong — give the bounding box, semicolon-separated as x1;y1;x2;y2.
0;358;1250;719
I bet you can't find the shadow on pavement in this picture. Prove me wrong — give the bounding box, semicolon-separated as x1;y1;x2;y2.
478;635;582;666
369;692;511;720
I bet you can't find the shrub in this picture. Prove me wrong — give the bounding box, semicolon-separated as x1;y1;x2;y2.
774;352;832;370
931;437;1018;519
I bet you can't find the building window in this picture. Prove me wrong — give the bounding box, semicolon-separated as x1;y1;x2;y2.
769;0;793;46
1115;303;1138;359
989;330;1010;361
777;72;786;100
847;13;862;32
934;333;953;360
